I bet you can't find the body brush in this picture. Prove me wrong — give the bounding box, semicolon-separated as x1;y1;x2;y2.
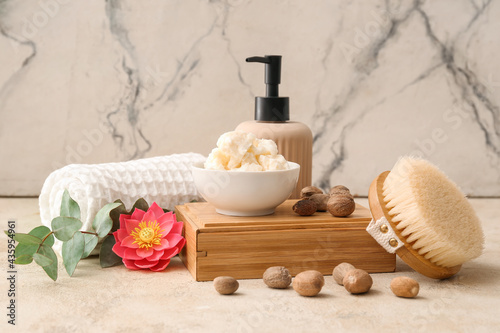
367;156;484;279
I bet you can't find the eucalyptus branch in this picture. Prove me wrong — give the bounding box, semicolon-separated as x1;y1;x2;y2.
80;231;114;236
8;190;150;281
36;231;55;253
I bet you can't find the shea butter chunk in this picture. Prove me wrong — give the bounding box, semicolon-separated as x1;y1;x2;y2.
251;138;278;156
258;154;288;171
205;131;289;171
204;148;229;170
216;131;256;169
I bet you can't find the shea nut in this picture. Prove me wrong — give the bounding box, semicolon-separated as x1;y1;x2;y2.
214;276;239;295
343;269;373;294
263;266;292;289
293;199;317;216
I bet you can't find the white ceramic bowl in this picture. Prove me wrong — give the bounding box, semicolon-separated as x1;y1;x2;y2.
191;162;300;216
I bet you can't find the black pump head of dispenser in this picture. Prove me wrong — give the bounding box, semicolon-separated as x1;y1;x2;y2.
246;55;290;122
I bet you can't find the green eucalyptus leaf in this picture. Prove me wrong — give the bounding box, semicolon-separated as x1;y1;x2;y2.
81;233;98;259
92;202;122;238
60;189;81;219
29;226;54;247
14;254;33;265
99;235;122;268
15;243;38;258
12;233;42;245
38;244;58;281
51;217;82;241
131;198;149;213
62;231;85;276
33;253;53;267
109;199;127;232
14;226;54;259
109;198;149;233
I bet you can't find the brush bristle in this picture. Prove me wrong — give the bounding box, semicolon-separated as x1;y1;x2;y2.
383;156;484;267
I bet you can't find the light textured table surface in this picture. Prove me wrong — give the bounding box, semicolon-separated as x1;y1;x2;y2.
1;198;499;333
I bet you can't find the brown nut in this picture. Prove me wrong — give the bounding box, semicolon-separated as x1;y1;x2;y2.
390;276;419;298
214;276;239;295
329;185;351;196
332;262;356;285
300;186;323;199
263;266;292;289
343;269;373;294
293;199;317;216
327;195;355;217
293;270;325;297
309;194;330;212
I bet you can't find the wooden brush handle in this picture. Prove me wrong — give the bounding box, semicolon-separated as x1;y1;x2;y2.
368;171;461;279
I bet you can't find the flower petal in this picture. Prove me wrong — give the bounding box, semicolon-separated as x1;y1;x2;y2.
136;247;154;258
153;238;169;251
124;248;142;260
158;221;174;235
160;247;179;260
150;259;170;272
176;238;186;251
116;228;129;241
123;259;141;270
121;235;139;248
131;208;146;221
157;211;174;222
142;209;156;224
149;202;164;219
125;219;140;234
134;258;158;269
157;211;175;223
112;242;126;258
119;214;132;230
146;250;164;262
170;221;184;235
165;233;185;248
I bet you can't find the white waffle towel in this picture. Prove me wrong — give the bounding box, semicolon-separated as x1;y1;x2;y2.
39;153;205;254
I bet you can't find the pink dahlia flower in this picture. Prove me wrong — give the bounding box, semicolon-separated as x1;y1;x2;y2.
112;202;186;271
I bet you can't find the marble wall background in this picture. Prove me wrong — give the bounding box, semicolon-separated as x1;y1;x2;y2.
1;0;499;197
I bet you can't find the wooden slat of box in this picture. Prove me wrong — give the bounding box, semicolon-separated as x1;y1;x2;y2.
176;200;395;281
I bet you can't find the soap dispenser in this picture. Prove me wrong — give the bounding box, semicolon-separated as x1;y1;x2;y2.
236;55;313;199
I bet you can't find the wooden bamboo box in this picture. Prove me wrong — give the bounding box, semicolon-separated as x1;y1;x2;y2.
175;200;395;281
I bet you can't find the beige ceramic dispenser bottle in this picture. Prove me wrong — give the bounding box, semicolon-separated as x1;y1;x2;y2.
236;55;312;199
